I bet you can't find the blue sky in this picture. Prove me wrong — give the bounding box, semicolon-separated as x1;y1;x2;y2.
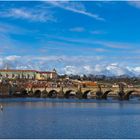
0;1;140;76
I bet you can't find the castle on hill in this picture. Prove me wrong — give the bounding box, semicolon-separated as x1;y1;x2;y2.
0;68;57;80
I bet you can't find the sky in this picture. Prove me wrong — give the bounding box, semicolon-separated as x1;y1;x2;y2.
1;1;140;76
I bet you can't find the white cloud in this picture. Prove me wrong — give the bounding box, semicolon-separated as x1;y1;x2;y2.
45;35;135;50
63;64;135;76
47;1;104;21
91;30;106;35
0;55;140;76
0;7;55;22
64;66;79;75
128;66;140;75
133;67;140;72
94;65;105;73
94;48;107;52
83;65;93;74
128;1;140;8
6;55;21;61
93;41;133;49
69;27;85;32
0;22;32;35
106;64;126;76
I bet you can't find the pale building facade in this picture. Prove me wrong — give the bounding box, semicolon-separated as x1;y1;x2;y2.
0;69;57;80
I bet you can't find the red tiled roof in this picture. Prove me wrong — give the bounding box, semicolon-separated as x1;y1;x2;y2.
0;69;37;72
38;71;56;74
0;69;56;73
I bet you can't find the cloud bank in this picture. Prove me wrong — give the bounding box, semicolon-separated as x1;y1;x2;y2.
0;55;140;77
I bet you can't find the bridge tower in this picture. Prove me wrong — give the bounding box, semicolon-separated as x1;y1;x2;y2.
76;84;83;99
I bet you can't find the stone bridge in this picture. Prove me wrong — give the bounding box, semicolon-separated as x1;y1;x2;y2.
25;84;140;100
1;83;140;100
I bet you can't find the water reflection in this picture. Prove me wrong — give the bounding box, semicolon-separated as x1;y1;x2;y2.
0;98;140;138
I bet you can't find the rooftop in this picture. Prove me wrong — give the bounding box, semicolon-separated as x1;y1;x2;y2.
0;69;57;73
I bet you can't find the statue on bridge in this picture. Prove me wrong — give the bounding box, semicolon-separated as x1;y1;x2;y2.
96;84;103;99
118;83;126;100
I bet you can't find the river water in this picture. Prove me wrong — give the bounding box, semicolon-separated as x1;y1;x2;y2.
0;98;140;139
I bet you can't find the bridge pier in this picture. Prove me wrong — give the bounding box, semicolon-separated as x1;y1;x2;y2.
117;83;125;100
28;88;34;96
96;85;103;99
41;89;48;98
76;85;83;99
57;86;64;98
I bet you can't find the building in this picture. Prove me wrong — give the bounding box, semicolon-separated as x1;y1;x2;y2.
0;69;57;80
35;69;57;80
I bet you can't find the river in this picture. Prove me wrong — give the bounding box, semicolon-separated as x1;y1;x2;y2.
0;98;140;139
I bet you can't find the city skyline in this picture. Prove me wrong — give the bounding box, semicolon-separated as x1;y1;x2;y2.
0;1;140;76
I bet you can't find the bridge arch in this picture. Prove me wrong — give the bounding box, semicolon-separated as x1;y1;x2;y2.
34;90;41;97
82;90;93;99
64;90;77;98
48;90;58;98
20;88;28;95
124;90;138;100
102;90;113;99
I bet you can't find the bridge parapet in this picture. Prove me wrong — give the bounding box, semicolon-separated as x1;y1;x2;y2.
26;87;137;94
5;86;140;100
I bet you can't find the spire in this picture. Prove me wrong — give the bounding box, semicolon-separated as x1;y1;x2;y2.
53;68;57;73
5;63;10;70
